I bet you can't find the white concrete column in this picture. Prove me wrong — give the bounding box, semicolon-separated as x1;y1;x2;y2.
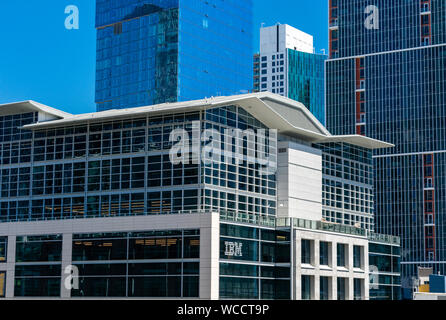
314;239;320;269
314;239;320;300
60;233;73;298
294;233;302;300
363;245;370;300
5;235;16;298
348;243;354;300
332;243;337;300
314;276;320;300
199;212;220;300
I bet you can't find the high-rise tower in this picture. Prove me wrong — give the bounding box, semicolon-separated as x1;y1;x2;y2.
95;0;253;111
254;24;327;124
326;0;446;298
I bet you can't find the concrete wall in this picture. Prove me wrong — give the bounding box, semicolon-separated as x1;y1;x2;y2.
293;228;369;300
277;141;323;221
260;24;313;55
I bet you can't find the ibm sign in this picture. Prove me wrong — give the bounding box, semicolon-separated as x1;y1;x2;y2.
224;241;243;258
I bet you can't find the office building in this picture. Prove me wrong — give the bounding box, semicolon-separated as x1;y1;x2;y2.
254;24;327;124
326;0;446;298
0;93;399;299
95;0;253;111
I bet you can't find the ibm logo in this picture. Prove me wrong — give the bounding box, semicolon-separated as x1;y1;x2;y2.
224;241;243;258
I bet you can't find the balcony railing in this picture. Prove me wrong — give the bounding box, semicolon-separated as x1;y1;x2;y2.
276;217;367;237
368;232;401;245
220;210;276;227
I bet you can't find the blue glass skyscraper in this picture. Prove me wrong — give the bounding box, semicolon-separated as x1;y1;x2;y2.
326;0;446;297
95;0;253;111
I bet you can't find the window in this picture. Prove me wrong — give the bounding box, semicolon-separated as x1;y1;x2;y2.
337;243;346;267
426;226;434;237
428;252;435;261
320;242;330;266
220;277;258;299
337;277;347;300
354;279;363;300
359;102;365;113
302;275;313;300
426;238;434;249
359;91;365;101
425;214;434;225
359;114;366;123
353;246;362;268
301;239;312;264
71;231;200;298
14;265;61;297
320;276;330;300
15;235;62;263
425;202;433;213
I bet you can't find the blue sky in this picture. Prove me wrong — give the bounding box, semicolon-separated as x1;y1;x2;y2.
0;1;328;114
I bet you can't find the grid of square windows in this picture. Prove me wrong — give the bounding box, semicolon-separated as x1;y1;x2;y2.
0;106;277;222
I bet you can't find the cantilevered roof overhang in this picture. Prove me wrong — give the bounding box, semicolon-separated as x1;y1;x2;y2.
0;100;72;119
19;92;393;150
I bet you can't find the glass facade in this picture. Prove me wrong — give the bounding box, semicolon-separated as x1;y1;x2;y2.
316;142;374;231
329;0;446;59
14;235;62;297
369;241;402;300
287;50;327;125
0;105;276;223
327;0;446;288
71;230;200;297
219;223;291;300
95;0;253;111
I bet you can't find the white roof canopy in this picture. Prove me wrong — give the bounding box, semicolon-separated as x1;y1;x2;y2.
11;93;392;150
0;100;72;119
